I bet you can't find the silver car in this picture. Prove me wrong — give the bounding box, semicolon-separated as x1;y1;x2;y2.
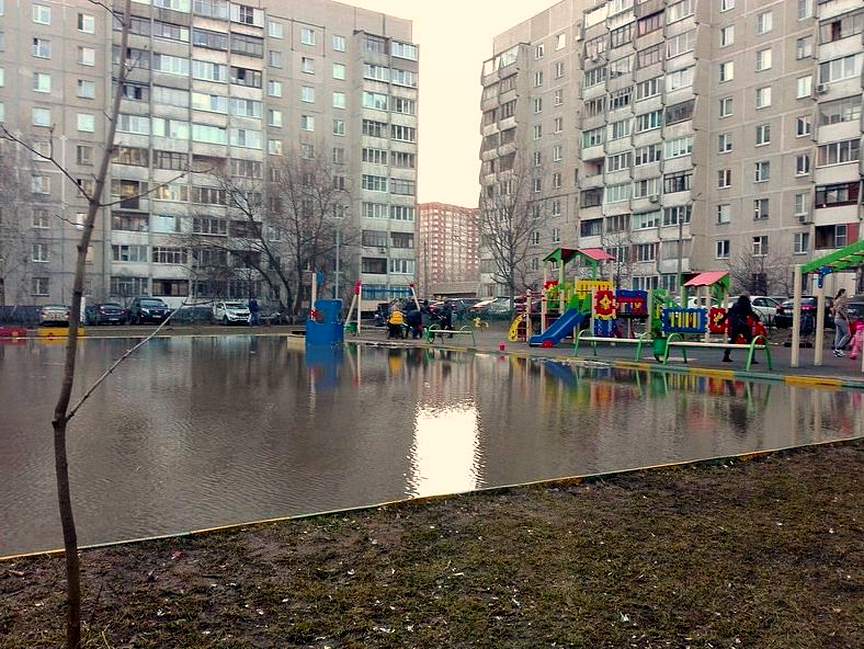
39;304;70;326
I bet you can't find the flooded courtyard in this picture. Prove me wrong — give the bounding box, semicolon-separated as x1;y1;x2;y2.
1;335;861;557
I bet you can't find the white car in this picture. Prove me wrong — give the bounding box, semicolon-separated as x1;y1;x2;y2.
724;296;782;325
214;301;251;325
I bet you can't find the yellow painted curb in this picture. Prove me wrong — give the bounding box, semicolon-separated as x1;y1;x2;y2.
785;375;842;389
689;368;737;379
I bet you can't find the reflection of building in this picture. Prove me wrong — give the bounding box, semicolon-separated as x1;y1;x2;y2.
0;0;417;312
417;202;480;296
481;0;864;296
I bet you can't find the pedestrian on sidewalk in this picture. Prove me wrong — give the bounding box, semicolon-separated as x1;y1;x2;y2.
248;297;260;326
719;294;759;363
832;288;851;357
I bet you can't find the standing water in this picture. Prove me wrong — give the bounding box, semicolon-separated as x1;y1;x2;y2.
0;336;860;557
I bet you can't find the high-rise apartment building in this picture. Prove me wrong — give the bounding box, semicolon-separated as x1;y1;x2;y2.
417;202;480;294
0;0;418;314
480;0;862;297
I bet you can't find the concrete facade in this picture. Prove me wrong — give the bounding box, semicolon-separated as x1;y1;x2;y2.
417;202;480;296
479;0;863;298
0;0;418;314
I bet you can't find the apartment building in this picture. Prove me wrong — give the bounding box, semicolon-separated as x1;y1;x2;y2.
0;0;418;314
479;0;863;297
417;202;480;295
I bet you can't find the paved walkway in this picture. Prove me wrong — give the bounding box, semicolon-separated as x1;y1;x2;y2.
348;323;864;390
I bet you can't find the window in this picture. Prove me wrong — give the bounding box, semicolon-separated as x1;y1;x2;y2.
755;49;772;72
554;89;563;106
31;175;50;194
301;57;315;74
553;173;562;189
605;183;631;204
717;204;732;224
635;110;662;133
268;109;282;128
78;46;95;66
819;96;861;126
609;56;631;78
752;236;768;257
153;53;189;76
815;182;859;208
533;98;542;114
300;115;314;132
636;243;657;263
794;233;810;255
32;4;50;24
820;10;864;44
637;12;663;37
33;38;51;58
719;61;734;82
268;80;282;97
663;172;692;194
534;70;543;87
333;119;345;136
798;0;813;20
77;79;95;99
33;209;50;228
754;198;769;220
301;86;314;103
555;61;565;78
155;21;191;43
636;77;660;101
333;92;346;109
363;119;386;137
757;11;772;34
301;27;315;45
535;43;544;59
718;169;732;188
637;44;663;68
77;145;93;165
32;277;49;296
668;0;694;23
532;178;542;193
719;97;733;117
633;211;660;229
391;124;416;142
665;99;695;127
607;151;631;172
817;139;860;166
663;135;693;160
716;240;730;259
820;54;861;84
32;107;51;127
33;72;51;93
610;23;633;48
532;151;542;167
554;117;563;133
583;66;606;88
269;50;281;67
299;143;314;159
333;34;346;52
553;145;563;162
796;154;810;175
665;68;693;93
666;30;695;58
633;177;660;198
332;63;346;80
634;144;662;166
756;86;771;109
796;76;812;99
78;13;95;33
796;36;813;60
609;119;630;140
533;124;543;140
797;115;811;136
720;25;734;47
754;161;770;182
718;133;732;153
268;139;282;156
755;123;770;145
795;193;809;216
32;242;49;263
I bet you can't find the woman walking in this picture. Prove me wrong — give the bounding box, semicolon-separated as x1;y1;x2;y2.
833;288;851;356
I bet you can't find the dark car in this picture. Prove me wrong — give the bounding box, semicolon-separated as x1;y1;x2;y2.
127;297;172;325
85;302;126;325
774;296;834;329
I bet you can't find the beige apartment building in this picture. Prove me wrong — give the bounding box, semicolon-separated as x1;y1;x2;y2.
0;0;418;314
479;0;863;298
417;202;480;296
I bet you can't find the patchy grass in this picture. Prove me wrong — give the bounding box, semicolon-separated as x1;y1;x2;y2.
2;443;862;648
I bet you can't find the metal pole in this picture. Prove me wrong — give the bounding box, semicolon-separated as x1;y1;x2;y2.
334;229;340;301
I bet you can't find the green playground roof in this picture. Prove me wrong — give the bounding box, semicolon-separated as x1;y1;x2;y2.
543;247;614;265
800;239;864;275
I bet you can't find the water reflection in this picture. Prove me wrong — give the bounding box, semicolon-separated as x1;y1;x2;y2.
0;337;861;557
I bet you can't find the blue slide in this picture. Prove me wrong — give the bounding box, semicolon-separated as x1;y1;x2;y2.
528;308;586;346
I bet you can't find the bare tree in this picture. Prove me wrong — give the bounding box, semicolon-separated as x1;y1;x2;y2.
476;155;541;299
0;142;30;307
600;218;636;291
184;148;354;316
728;247;794;296
1;2;132;646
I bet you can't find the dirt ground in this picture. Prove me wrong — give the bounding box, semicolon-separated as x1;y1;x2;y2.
2;442;862;649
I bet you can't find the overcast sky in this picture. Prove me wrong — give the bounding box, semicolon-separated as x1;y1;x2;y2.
350;0;557;208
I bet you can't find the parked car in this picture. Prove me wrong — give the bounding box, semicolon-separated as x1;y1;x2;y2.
773;296;834;329
846;296;864;321
214;300;251;325
724;296;782;326
127;297;172;325
468;299;497;316
84;302;126;325
38;304;70;326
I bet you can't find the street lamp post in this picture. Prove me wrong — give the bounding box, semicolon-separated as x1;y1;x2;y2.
334;227;340;300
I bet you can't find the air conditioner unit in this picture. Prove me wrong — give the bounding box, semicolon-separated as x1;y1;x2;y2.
797;213;812;224
378;247;387;253
648;194;660;203
815;83;828;94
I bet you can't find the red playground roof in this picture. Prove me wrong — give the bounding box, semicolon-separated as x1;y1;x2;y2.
684;270;730;287
578;248;615;262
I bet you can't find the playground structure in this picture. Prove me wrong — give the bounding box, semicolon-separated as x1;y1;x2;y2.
511;248;769;363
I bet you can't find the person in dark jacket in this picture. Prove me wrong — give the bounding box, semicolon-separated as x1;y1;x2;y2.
720;294;760;363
